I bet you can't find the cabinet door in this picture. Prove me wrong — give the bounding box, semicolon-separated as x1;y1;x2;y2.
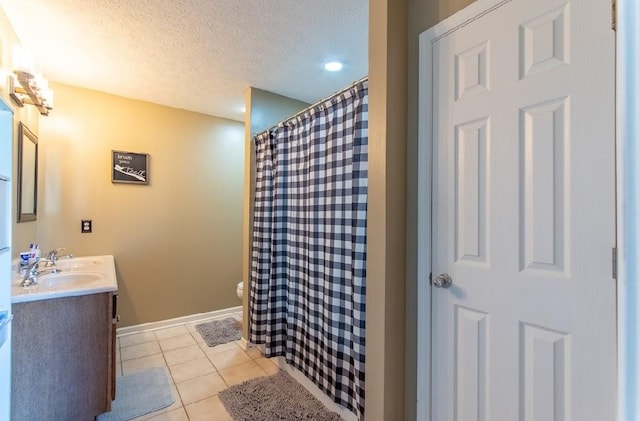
12;293;113;420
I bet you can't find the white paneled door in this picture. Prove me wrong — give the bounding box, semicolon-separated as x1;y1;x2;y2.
428;0;616;420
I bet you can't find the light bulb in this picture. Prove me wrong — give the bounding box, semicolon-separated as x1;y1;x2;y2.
324;61;343;72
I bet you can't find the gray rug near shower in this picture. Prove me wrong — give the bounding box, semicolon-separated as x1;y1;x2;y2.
195;317;242;347
96;367;174;421
219;371;343;421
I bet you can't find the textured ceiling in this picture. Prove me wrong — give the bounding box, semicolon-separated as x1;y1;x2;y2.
0;0;368;122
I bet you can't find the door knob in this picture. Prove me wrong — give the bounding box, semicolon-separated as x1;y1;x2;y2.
432;273;452;288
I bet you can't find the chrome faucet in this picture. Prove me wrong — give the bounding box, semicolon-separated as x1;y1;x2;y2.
21;257;60;287
45;248;74;266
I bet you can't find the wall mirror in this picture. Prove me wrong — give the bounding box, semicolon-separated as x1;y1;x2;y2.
17;122;37;222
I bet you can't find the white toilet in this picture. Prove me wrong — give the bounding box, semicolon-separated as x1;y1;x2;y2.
236;281;244;301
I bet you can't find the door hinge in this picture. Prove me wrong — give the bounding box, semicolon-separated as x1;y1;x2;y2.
612;247;618;280
612;0;617;31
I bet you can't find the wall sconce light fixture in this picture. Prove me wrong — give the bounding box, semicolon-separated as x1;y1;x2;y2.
7;48;53;116
8;72;54;116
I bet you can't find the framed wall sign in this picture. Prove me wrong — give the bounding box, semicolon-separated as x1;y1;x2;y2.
112;150;149;184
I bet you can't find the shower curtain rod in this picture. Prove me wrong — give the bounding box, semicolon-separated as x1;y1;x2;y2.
254;75;368;137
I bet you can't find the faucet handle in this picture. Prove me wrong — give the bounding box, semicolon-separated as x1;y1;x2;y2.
21;257;54;286
23;257;41;281
47;248;66;260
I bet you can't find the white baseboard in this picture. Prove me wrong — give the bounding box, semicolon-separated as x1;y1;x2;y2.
116;306;242;336
272;357;358;421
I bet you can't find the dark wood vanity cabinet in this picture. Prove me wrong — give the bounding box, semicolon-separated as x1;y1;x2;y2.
11;292;117;421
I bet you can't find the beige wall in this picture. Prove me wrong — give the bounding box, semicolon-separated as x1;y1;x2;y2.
241;87;308;339
246;87;308;135
0;9;43;254
32;83;245;327
366;0;408;419
367;0;475;419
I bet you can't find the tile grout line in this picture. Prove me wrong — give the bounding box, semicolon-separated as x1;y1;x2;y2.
118;314;248;420
167;322;222;418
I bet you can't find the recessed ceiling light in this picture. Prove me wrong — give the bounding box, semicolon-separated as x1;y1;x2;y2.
324;61;343;72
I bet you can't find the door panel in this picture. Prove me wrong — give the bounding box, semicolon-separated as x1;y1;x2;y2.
519;97;568;273
455;118;488;265
520;322;570;421
454;306;489;421
430;0;615;420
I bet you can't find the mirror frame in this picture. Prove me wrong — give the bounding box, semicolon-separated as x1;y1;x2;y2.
17;122;38;223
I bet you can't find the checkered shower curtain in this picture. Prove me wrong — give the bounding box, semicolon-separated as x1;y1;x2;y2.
249;79;368;419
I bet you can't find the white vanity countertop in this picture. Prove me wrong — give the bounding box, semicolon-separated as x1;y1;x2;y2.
11;255;118;304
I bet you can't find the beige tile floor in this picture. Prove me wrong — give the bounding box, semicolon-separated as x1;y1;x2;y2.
115;315;281;421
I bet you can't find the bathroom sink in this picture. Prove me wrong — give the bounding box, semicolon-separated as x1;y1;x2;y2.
12;255;118;304
38;272;105;289
52;257;107;270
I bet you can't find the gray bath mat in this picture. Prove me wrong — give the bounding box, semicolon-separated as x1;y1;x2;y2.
195;317;242;347
97;367;174;421
219;371;343;421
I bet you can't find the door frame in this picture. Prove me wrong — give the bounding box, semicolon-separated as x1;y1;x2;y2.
415;0;627;419
616;1;640;419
